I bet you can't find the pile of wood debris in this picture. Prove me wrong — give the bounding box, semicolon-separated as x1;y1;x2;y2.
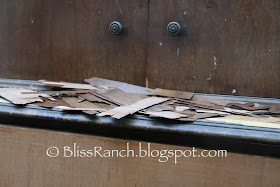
0;77;279;122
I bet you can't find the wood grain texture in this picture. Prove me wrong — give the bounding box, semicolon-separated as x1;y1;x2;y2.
0;0;280;97
0;124;280;186
146;0;280;97
0;0;148;86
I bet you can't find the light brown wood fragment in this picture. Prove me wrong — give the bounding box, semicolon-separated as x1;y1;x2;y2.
177;100;223;109
39;80;96;90
191;112;223;120
191;95;237;106
176;110;227;120
148;88;194;100
77;95;86;103
62;97;113;114
176;110;197;117
269;104;280;114
145;105;174;112
0;88;53;105
95;88;149;106
78;93;112;104
90;91;122;106
178;118;196;122
226;102;270;111
85;77;151;94
33;98;72;108
176;100;254;116
223;108;254;115
22;90;93;96
98;97;169;119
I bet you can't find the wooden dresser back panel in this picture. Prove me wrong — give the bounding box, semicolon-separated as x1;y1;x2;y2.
0;0;148;86
0;0;279;97
146;0;280;97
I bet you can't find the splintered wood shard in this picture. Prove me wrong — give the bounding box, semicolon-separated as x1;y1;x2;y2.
85;77;152;94
226;102;270;111
269;105;280;114
148;88;194;100
0;88;54;105
33;98;72;108
97;97;169;119
62;97;113;115
146;105;174;112
95;88;149;106
191;112;225;120
78;93;112;105
191;95;236;106
39;80;97;90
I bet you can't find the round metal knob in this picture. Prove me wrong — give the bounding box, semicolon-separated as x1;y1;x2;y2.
109;21;123;35
167;22;181;36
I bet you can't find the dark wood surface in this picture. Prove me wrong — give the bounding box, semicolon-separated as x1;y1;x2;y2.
146;0;280;97
0;0;148;86
0;0;279;97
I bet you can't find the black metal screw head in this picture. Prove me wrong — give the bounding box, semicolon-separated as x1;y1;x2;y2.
167;22;181;36
109;21;123;35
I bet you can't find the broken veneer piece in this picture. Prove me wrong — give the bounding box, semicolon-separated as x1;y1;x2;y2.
39;80;97;90
226;102;270;111
145;104;174;112
22;89;94;97
78;93;113;105
33;97;72;108
147;88;194;100
269;104;280;114
85;77;152;94
94;88;149;106
98;97;169;119
0;88;54;105
62;97;114;115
